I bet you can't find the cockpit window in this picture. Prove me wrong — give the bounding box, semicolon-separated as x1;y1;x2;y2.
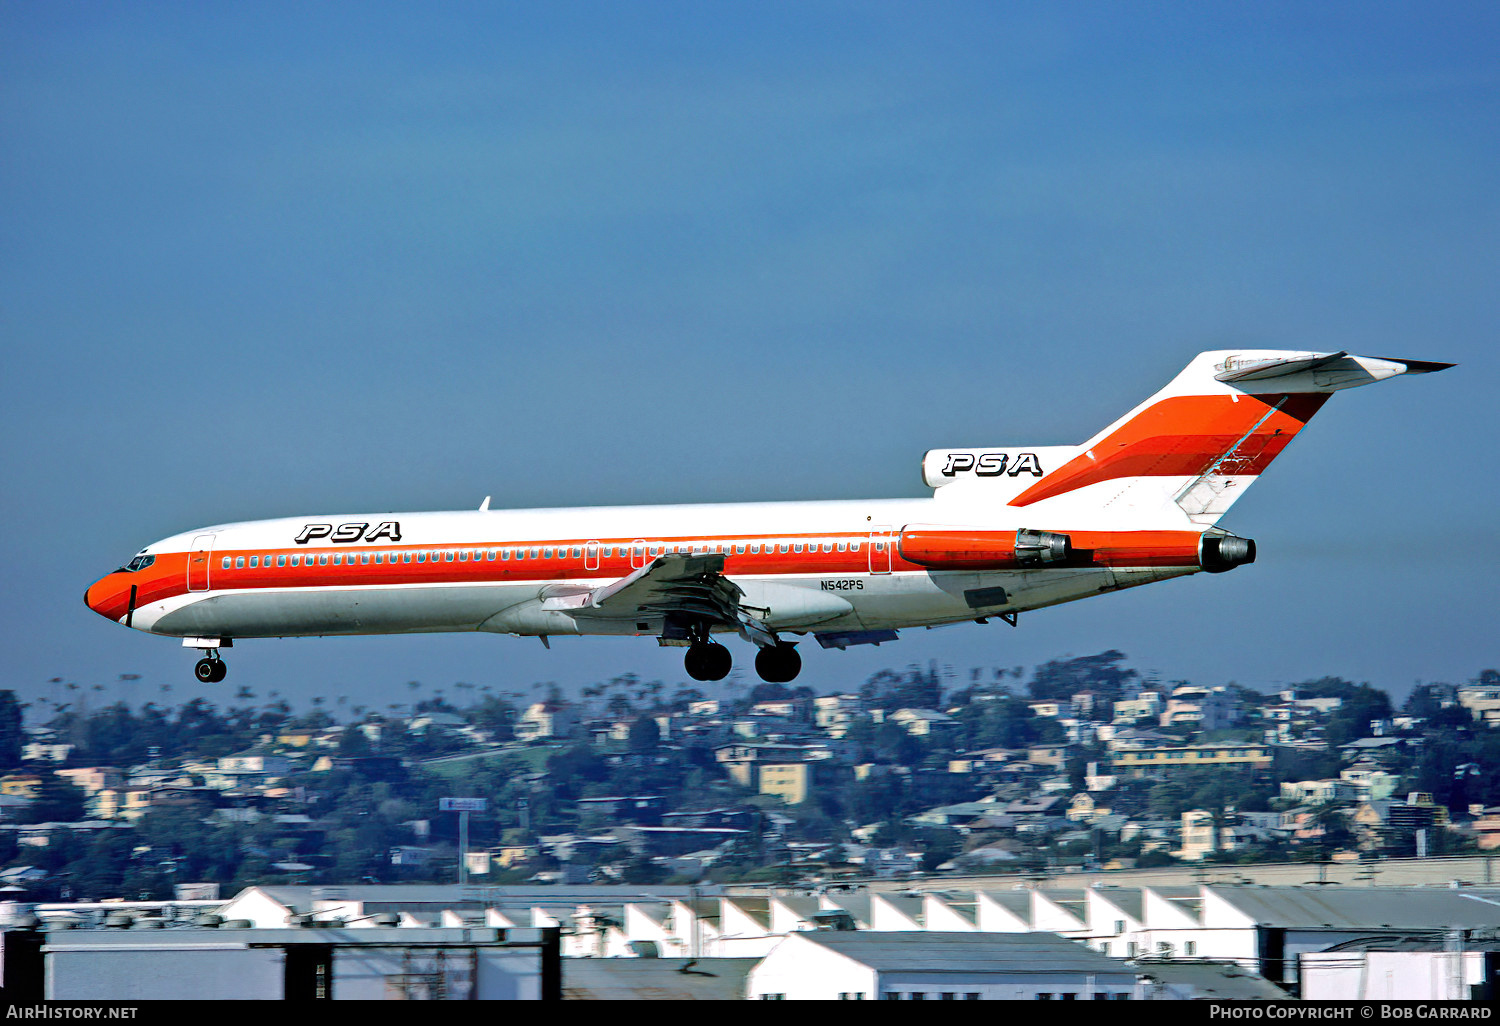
118;554;155;573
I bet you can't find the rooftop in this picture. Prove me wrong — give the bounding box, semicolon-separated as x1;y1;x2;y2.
786;930;1137;975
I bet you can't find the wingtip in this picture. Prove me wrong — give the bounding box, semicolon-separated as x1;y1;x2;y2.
1375;357;1456;374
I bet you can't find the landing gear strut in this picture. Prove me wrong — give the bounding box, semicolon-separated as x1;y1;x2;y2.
194;652;227;683
754;642;801;684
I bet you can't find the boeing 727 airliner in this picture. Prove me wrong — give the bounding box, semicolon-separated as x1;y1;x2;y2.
86;350;1449;684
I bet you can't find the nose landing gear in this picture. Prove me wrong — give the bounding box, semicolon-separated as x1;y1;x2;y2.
193;652;227;683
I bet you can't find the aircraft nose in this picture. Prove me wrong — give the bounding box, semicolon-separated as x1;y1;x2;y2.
85;575;132;623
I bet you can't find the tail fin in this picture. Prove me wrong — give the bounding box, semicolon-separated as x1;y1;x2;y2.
1009;350;1451;525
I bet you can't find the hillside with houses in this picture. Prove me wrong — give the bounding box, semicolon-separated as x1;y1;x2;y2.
1;653;1498;899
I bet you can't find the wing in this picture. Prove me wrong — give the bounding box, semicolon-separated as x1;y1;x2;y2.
549;553;777;647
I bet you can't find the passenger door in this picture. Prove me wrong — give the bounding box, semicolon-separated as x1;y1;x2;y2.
187;534;215;592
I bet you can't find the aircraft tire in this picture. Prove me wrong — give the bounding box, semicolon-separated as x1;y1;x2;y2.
754;643;801;684
194;659;218;683
209;661;228;683
685;642;732;682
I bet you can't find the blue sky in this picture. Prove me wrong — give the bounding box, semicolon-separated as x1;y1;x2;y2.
3;2;1495;714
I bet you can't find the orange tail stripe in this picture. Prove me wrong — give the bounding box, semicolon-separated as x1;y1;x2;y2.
1011;392;1330;507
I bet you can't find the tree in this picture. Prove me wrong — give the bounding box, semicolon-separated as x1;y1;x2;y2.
627;716;661;753
338;725;372;756
22;773;87;823
1027;650;1139;703
0;691;22;771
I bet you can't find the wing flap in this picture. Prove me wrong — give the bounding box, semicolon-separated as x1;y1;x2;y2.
574;552;780;647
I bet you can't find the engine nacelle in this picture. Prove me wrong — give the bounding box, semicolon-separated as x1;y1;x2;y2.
898;527;1073;570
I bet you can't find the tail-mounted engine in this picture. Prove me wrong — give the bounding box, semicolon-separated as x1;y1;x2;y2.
899;527;1073;570
1199;533;1257;573
898;525;1255;573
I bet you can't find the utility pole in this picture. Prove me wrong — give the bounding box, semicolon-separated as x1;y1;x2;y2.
439;798;486;885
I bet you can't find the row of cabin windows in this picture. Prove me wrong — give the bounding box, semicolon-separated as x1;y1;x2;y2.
219;538;866;570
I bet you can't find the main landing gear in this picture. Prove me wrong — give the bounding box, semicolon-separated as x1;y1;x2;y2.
684;642;732;682
754;642;801;684
193;651;227;683
678;623;801;683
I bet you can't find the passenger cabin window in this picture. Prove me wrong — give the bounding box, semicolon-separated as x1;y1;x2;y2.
291;555;300;567
443;551;454;562
222;557;231;569
792;543;803;553
529;547;539;559
278;555;287;567
360;553;370;565
235;557;245;569
318;554;329;566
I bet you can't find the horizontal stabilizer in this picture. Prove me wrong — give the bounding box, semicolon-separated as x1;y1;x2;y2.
1214;351;1348;382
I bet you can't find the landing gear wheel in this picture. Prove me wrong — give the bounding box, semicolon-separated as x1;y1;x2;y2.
684;642;732;682
754;643;801;684
194;658;227;683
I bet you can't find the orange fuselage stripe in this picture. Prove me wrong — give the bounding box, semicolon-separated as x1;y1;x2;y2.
86;528;1208;623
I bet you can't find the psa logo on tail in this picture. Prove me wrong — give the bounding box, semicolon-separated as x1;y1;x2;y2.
942;452;1044;477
